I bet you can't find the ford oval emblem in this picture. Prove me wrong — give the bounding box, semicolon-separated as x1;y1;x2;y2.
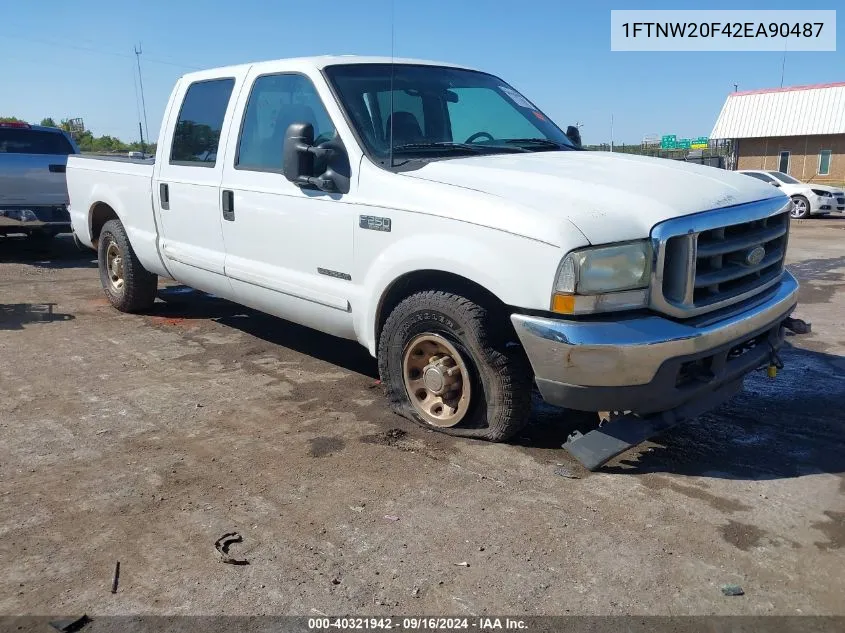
745;245;766;266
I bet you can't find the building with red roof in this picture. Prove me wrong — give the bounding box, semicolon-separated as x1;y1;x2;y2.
711;82;845;184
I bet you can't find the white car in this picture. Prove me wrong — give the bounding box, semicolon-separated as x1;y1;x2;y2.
66;56;799;469
738;170;845;219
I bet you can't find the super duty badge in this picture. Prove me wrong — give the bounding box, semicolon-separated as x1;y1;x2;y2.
359;215;391;232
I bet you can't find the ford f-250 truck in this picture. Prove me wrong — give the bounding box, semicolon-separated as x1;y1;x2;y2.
1;121;78;238
66;56;799;469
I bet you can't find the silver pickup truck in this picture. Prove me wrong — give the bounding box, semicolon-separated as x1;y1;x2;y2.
0;121;79;238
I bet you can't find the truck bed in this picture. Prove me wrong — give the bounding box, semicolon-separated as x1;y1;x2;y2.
72;154;156;166
67;154;156;251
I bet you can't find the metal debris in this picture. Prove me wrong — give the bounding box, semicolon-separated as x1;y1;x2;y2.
721;584;745;596
215;532;249;565
553;465;580;479
111;561;120;594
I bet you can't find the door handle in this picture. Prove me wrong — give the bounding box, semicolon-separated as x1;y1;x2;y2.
48;164;66;173
160;183;170;210
222;190;235;221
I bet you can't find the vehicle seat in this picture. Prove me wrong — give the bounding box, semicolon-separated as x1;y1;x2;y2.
385;111;423;147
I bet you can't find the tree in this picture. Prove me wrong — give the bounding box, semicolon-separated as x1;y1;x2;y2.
5;113;156;155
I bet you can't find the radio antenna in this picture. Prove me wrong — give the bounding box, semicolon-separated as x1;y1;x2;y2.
134;43;150;152
388;0;395;168
131;57;145;155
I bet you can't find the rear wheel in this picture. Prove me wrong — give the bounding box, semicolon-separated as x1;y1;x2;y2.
790;195;811;219
378;290;532;441
97;219;158;312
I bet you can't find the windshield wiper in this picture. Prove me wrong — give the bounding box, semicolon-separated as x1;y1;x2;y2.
391;142;486;153
391;142;529;155
500;138;575;150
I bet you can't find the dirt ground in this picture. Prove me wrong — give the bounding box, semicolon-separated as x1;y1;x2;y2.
1;218;844;617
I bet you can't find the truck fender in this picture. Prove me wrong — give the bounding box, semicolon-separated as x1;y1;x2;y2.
356;233;555;356
85;185;127;245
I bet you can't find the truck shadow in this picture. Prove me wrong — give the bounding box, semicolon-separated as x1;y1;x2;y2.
0;303;75;330
597;344;845;480
153;285;845;481
0;234;97;269
153;285;378;378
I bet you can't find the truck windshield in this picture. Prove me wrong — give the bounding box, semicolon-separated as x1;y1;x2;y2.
324;63;575;166
0;129;74;155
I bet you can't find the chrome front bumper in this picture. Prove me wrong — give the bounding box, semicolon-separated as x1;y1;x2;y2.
511;271;799;414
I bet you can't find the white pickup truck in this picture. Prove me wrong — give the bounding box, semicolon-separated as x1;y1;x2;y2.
67;56;799;469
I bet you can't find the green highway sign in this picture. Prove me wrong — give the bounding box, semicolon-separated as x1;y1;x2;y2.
660;134;677;149
660;134;709;150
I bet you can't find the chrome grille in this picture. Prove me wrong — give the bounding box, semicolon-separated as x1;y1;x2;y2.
651;197;790;318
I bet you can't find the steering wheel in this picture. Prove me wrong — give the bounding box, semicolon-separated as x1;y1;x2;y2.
464;131;494;144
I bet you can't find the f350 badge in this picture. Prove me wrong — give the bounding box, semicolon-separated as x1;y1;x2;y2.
359;215;392;232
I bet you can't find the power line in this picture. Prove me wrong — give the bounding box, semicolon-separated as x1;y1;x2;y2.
0;34;202;70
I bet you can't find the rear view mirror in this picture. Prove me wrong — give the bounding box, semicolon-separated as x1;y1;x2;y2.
282;122;351;194
772;182;781;187
566;125;582;148
282;122;316;184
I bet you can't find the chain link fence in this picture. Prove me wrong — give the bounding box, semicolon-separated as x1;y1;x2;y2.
584;140;735;170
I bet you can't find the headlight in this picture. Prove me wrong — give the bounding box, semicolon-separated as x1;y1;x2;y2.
552;241;652;314
811;189;832;197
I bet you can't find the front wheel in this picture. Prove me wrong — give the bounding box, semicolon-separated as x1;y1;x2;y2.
790;195;811;219
97;219;158;312
377;291;533;441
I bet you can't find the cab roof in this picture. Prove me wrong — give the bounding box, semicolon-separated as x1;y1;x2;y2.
179;55;476;82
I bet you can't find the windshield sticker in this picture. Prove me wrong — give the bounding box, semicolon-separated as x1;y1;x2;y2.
499;86;536;109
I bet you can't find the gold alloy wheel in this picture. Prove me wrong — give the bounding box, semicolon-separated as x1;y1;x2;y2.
402;333;472;428
106;241;125;292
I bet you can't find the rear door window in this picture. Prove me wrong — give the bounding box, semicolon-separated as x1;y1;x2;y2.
0;129;74;155
170;78;236;166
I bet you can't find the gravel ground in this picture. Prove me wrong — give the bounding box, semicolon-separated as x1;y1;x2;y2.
1;218;843;617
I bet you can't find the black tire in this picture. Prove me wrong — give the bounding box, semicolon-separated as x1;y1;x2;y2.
377;290;533;441
97;219;158;313
790;195;811;219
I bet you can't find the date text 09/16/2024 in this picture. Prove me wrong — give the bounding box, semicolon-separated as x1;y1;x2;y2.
307;617;528;630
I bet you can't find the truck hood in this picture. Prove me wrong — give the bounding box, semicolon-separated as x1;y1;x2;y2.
401;151;786;244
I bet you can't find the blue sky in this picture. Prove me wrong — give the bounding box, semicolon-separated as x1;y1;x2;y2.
1;0;841;144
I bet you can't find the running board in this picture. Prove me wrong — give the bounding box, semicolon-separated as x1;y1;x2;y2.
564;380;743;471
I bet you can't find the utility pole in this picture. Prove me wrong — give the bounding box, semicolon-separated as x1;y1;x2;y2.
134;44;150;155
610;114;614;153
